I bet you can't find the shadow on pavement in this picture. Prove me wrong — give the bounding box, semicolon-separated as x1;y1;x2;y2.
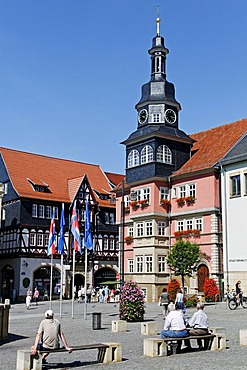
0;332;28;346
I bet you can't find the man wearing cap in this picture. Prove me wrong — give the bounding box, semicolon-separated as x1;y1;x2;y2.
31;309;72;363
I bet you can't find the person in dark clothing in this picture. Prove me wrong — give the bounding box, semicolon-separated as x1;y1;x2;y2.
236;280;243;306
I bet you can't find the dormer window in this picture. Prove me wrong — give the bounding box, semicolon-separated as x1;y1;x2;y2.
27;178;50;193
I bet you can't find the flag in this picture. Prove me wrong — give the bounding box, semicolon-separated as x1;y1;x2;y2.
47;213;56;256
58;204;65;254
71;201;82;253
84;200;93;249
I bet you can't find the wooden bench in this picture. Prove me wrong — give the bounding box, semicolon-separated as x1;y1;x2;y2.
143;334;217;357
16;342;122;370
163;333;216;355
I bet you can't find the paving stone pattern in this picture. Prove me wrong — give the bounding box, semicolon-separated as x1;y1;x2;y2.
1;299;247;369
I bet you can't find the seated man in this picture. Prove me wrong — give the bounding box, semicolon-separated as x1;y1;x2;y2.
184;301;209;350
161;303;188;352
31;310;72;363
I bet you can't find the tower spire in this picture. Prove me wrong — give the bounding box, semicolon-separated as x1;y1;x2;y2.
156;5;160;36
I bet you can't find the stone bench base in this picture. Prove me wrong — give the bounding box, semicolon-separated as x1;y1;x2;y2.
141;321;158;336
16;342;122;370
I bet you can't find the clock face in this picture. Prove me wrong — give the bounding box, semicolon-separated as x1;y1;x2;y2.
165;109;176;124
138;109;148;124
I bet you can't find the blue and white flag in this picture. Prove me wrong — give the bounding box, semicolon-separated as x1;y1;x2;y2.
84;200;93;250
58;204;65;254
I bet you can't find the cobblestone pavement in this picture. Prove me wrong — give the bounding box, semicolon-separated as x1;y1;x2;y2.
1;299;247;369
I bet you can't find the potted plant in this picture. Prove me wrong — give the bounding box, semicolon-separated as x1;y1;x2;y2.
119;280;145;321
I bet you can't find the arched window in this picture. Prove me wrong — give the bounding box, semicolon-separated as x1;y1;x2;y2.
141;145;153;164
127;150;139;168
157;145;172;163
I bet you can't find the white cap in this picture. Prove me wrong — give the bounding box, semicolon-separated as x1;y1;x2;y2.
45;309;54;318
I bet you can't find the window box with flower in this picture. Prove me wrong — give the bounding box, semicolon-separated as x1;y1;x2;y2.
125;206;130;213
185;196;196;204
138;199;149;207
174;229;201;239
130;201;139;209
125;236;133;244
176;197;186;205
160;198;171;207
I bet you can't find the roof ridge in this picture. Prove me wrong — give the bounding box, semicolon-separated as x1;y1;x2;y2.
0;146;100;168
191;117;247;136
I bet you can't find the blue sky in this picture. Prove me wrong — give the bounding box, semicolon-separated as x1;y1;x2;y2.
0;1;247;174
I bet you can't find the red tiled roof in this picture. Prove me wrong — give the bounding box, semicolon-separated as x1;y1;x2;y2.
173;118;247;176
104;172;125;187
0;147;122;206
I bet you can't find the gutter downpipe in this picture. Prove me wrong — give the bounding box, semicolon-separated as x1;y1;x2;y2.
221;165;229;292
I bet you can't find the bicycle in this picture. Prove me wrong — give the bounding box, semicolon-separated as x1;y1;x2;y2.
227;291;247;310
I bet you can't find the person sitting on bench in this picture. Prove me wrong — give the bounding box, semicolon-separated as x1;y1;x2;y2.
184;301;209;350
160;303;188;352
31;309;73;363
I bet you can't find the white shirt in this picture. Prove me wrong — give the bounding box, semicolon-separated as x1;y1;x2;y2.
188;309;209;329
164;310;186;331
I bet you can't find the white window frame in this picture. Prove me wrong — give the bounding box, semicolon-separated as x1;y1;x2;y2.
32;204;38;218
128;150;139;168
39;205;45;218
152;113;160;123
136;223;144;237
44;233;49;247
188;183;196;197
103;238;108;250
46;206;52;219
30;232;36;246
141;145;153;164
195;218;203;231
177;220;184;231
157;145;172;163
109;238;114;250
37;233;43;247
127;226;134;237
158;256;166;272
186;220;193;230
145;256;153;272
179;186;186;198
230;174;241;197
160;187;169;200
3;183;8;195
136;256;143;273
158;221;166;236
146;222;153;236
54;207;59;220
128;259;134;273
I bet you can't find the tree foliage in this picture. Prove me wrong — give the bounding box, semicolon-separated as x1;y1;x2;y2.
167;239;200;290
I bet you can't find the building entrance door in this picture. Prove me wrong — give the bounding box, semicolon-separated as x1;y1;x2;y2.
197;264;209;292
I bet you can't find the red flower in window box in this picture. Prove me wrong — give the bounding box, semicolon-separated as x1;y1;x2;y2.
174;229;200;239
160;199;171;206
176;197;186;205
125;236;133;244
138;199;149;207
130;201;139;208
185;196;196;204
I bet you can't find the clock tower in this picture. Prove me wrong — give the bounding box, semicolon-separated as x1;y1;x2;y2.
122;16;194;184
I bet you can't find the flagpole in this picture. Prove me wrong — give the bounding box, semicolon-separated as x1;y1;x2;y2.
59;253;63;318
72;248;75;318
84;242;87;320
49;254;53;309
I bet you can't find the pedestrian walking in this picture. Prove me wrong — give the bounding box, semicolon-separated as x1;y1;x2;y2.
26;288;32;309
33;287;39;306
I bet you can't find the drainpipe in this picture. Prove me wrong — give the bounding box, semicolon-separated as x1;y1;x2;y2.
221;166;229;292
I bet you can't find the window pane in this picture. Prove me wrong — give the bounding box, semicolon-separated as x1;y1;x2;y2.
157;145;172;163
231;175;241;196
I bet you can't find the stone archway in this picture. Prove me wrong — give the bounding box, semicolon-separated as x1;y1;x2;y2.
1;265;14;302
197;264;209;292
94;267;116;287
33;266;60;299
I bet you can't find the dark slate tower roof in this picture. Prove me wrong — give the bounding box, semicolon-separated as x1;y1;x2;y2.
122;15;193;184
